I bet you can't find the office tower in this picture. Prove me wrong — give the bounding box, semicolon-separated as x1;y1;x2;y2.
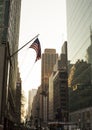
28;89;37;119
66;0;92;64
41;49;58;89
49;41;68;121
0;0;21;128
41;49;58;123
66;0;92;129
16;68;22;124
31;86;41;127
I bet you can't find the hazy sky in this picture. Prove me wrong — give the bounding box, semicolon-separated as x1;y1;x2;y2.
18;0;67;93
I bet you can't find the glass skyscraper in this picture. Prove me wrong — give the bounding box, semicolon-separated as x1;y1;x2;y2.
66;0;92;129
66;0;92;64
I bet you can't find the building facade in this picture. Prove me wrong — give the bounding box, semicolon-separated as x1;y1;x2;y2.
28;89;37;120
66;0;92;65
16;68;22;124
49;72;54;121
49;41;68;122
41;49;58;124
31;86;41;128
66;0;92;129
0;0;21;128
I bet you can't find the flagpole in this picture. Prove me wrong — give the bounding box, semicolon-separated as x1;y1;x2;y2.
10;34;39;58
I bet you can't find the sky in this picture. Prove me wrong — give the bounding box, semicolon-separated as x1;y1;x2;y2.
18;0;67;93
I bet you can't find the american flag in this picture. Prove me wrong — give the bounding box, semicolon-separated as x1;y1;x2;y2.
29;38;41;61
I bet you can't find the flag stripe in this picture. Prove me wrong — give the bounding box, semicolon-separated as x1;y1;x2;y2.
29;38;41;61
30;43;39;53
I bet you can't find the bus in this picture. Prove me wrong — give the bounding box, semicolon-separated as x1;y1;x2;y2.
47;121;79;130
